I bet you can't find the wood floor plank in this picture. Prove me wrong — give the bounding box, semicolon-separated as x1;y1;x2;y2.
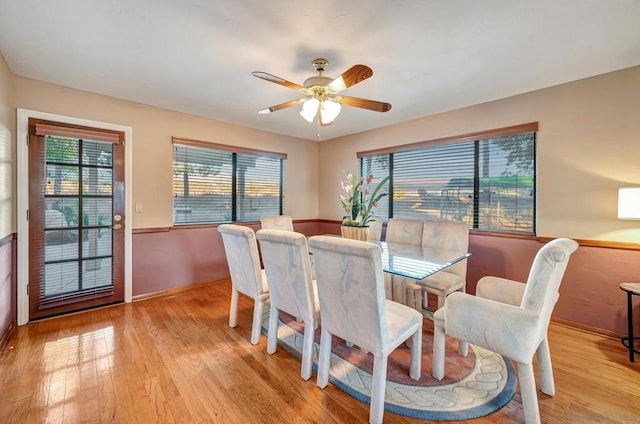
1;280;639;423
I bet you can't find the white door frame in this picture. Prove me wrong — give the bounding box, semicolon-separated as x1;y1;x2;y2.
16;108;133;325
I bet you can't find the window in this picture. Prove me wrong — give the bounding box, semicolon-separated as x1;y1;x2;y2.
358;124;536;234
172;138;285;225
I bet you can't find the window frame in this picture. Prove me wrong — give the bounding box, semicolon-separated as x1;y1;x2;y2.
172;137;286;226
357;123;538;235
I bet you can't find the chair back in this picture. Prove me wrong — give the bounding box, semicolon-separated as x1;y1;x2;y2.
260;215;294;231
256;229;316;322
521;238;578;327
218;224;267;298
367;218;383;241
385;218;423;245
422;221;469;279
308;236;387;353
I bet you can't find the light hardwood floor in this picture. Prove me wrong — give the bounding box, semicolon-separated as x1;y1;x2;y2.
1;280;639;423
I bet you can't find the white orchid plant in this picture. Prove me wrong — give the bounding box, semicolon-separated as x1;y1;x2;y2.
339;172;389;227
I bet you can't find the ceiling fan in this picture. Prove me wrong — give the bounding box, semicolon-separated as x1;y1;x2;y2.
252;58;391;127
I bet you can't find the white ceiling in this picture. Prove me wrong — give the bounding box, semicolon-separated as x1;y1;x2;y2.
1;0;639;141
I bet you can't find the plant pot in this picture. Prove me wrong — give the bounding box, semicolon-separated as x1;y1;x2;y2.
341;225;369;241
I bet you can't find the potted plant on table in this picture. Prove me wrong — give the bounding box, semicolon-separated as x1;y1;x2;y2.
339;172;389;240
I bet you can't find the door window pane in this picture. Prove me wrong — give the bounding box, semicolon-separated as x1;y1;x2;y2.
44;262;79;296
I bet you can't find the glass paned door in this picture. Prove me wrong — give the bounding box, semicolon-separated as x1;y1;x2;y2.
29;120;125;319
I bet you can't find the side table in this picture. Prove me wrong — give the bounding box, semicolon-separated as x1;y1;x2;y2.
620;282;640;362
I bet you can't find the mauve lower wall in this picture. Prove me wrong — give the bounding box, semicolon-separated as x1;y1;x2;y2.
132;222;640;335
132;221;322;296
467;234;640;334
0;236;15;345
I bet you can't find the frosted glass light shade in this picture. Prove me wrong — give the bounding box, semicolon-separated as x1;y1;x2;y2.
618;187;640;220
300;98;320;123
319;99;341;125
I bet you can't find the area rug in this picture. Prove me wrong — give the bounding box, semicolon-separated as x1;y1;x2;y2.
261;308;516;421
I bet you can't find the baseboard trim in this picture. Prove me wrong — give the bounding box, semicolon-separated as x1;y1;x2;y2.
133;279;623;341
0;320;16;357
551;316;623;339
132;278;229;302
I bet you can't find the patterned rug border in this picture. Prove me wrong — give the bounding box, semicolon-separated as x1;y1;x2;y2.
262;308;516;421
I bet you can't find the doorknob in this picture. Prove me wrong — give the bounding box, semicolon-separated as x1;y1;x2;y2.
114;215;122;222
112;223;122;230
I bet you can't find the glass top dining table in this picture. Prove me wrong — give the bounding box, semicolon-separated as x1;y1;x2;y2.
372;241;471;281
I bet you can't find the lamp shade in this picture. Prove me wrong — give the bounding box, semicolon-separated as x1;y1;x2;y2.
617;187;640;220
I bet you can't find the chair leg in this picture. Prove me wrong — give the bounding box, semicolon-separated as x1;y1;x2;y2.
250;297;265;345
301;320;315;380
517;362;541;424
229;288;239;328
267;304;279;354
536;338;555;396
432;321;446;380
317;328;332;388
458;340;469;357
409;328;422;380
370;355;388;424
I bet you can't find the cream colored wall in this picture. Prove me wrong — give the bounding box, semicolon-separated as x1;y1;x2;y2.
0;53;14;238
9;67;640;240
319;66;640;243
12;77;319;229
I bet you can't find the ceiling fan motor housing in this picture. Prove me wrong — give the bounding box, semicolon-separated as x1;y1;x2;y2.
303;75;333;89
304;58;333;91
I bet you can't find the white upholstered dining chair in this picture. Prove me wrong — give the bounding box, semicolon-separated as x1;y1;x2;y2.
385;218;424;245
260;215;294;231
385;218;469;313
256;229;320;380
217;224;269;345
420;221;469;310
308;235;423;424
383;218;425;307
432;238;578;424
367;218;384;241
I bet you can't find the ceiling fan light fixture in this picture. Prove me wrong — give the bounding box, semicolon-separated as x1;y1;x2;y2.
319;99;341;125
299;98;320;123
253;58;390;131
303;75;333;88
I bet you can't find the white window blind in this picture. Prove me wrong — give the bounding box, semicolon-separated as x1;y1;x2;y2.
360;155;390;222
359;127;536;234
393;142;475;223
477;134;535;233
236;153;283;222
173;142;284;225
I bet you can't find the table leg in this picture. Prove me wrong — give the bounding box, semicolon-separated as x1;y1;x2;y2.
628;291;634;362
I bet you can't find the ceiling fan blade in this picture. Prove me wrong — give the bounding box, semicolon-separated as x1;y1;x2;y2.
258;98;305;114
327;65;373;92
340;96;392;112
252;71;306;91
